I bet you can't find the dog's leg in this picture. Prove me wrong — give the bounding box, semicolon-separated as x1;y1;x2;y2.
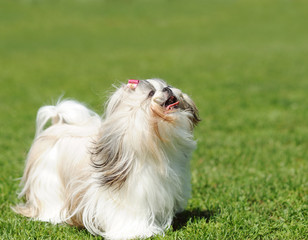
14;137;65;224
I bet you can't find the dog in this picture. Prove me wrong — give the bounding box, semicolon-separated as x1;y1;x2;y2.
14;78;200;240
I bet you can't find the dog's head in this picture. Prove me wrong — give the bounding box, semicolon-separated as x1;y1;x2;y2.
105;78;200;129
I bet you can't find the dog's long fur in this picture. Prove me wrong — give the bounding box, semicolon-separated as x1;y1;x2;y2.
14;79;200;240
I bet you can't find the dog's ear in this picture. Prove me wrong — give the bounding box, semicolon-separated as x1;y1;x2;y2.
91;123;133;189
181;93;201;127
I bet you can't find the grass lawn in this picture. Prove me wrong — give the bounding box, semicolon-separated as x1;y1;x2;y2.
0;0;307;239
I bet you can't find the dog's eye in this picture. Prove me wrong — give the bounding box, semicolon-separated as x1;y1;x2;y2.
148;90;155;97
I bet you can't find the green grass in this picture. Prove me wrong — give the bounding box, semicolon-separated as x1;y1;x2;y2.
0;0;307;239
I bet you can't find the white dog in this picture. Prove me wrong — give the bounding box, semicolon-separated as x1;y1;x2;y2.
14;79;200;240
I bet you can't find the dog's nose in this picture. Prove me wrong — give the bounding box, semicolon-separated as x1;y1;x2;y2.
162;87;173;95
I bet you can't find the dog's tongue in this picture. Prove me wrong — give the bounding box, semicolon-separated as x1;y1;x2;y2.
166;101;179;110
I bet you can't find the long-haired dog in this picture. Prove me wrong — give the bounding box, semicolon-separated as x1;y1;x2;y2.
14;79;200;240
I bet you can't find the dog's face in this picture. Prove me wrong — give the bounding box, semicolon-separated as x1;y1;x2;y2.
105;79;200;130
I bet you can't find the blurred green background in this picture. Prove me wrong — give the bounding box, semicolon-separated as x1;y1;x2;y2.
0;0;307;239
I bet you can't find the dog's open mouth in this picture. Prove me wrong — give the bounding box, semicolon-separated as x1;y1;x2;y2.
163;96;180;111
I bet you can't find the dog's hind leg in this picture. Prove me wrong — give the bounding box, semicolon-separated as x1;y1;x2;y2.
13;137;66;224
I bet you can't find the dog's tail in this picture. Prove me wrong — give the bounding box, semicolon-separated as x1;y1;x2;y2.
35;100;100;137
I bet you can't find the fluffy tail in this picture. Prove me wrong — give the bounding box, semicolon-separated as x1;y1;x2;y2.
35;100;100;137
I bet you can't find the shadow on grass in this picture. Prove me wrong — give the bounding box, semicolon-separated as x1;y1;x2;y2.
172;209;215;231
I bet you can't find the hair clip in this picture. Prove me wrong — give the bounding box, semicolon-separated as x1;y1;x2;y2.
127;79;139;89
